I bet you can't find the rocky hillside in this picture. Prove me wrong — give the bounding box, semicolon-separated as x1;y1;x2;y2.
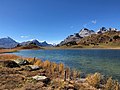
79;28;95;37
58;28;95;46
77;30;120;48
58;27;119;47
0;37;18;48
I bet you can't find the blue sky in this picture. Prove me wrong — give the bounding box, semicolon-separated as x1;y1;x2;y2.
0;0;120;44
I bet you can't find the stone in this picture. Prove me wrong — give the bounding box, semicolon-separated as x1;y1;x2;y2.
77;78;86;83
32;75;50;84
24;65;41;71
14;59;29;65
0;60;20;68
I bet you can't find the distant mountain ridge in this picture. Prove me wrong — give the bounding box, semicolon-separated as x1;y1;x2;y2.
20;39;53;47
59;28;95;46
0;37;18;48
58;27;119;46
77;30;120;48
0;37;52;49
0;27;119;48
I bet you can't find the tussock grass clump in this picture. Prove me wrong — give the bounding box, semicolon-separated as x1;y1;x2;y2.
34;59;42;66
105;77;120;90
51;62;58;74
86;72;102;88
58;63;64;74
43;60;51;69
69;69;81;80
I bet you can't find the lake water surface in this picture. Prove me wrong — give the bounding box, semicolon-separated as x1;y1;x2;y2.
10;49;120;81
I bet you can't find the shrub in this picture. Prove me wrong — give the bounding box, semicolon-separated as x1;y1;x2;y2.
43;60;51;69
58;63;64;74
105;77;120;90
34;59;42;66
113;35;120;40
65;66;70;80
51;62;58;74
86;72;102;88
70;69;80;80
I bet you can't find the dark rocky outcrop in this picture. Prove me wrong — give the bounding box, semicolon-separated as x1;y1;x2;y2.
24;65;42;71
14;59;29;65
0;60;20;68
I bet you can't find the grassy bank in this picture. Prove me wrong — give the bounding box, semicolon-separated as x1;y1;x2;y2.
43;45;120;50
0;49;19;54
0;54;120;90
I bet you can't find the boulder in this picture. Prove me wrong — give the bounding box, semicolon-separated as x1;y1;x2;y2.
0;60;19;68
24;65;42;71
32;75;50;84
14;59;29;65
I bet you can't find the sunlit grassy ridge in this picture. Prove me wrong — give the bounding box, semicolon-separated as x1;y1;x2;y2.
77;31;120;48
57;31;120;49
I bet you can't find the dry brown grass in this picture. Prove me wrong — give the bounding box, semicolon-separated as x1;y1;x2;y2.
0;49;19;54
58;63;64;77
34;59;42;66
0;54;20;60
0;54;120;90
43;60;51;69
105;77;120;90
86;72;102;88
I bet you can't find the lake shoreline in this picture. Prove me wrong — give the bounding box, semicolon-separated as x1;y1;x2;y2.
0;54;120;90
0;47;120;54
43;47;120;50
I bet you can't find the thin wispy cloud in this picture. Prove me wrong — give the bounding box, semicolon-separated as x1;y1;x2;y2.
83;19;97;28
91;20;97;24
20;36;29;38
